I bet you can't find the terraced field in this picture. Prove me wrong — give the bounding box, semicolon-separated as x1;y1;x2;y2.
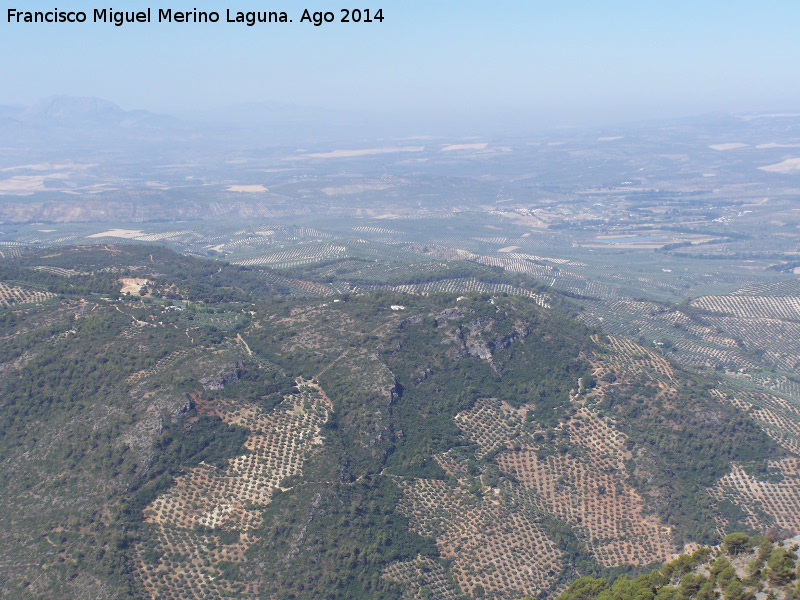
601;335;675;381
459;399;674;569
395;391;679;599
595;332;800;548
232;244;348;267
126;348;199;384
692;295;800;321
0;243;28;260
498;449;674;568
712;458;800;533
137;380;333;599
386;278;550;306
397;475;565;599
578;291;800;373
32;265;80;277
712;387;800;456
0;280;56;307
383;556;461;600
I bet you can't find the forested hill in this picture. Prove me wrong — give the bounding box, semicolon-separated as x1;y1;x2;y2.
0;245;797;600
557;532;800;600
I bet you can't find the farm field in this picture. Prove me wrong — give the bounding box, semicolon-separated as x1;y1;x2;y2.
136;381;332;600
0;281;57;307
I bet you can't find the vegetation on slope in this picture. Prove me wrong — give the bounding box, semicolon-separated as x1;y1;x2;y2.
592;360;781;545
557;532;800;600
0;245;797;600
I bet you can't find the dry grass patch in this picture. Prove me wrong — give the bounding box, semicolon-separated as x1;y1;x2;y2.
86;229;146;239
291;146;424;159
226;185;266;192
708;143;748;150
120;277;148;295
0;176;47;193
759;157;800;173
441;143;488;151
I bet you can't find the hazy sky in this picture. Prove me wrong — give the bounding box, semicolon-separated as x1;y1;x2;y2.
2;0;799;124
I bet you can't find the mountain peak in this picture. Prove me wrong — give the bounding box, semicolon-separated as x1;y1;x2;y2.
22;95;125;121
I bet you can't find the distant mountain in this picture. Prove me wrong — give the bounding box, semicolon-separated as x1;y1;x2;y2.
0;96;188;158
0;104;24;116
16;95;180;130
21;96;126;121
0;95;374;152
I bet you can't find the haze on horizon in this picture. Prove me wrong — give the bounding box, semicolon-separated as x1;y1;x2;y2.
2;0;800;128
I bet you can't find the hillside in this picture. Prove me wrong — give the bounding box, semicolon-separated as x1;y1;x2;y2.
557;532;800;600
0;245;798;600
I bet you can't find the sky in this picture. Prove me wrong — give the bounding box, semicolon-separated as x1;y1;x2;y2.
2;0;800;125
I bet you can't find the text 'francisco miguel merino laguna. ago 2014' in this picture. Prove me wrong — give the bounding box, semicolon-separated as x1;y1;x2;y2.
6;8;385;26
